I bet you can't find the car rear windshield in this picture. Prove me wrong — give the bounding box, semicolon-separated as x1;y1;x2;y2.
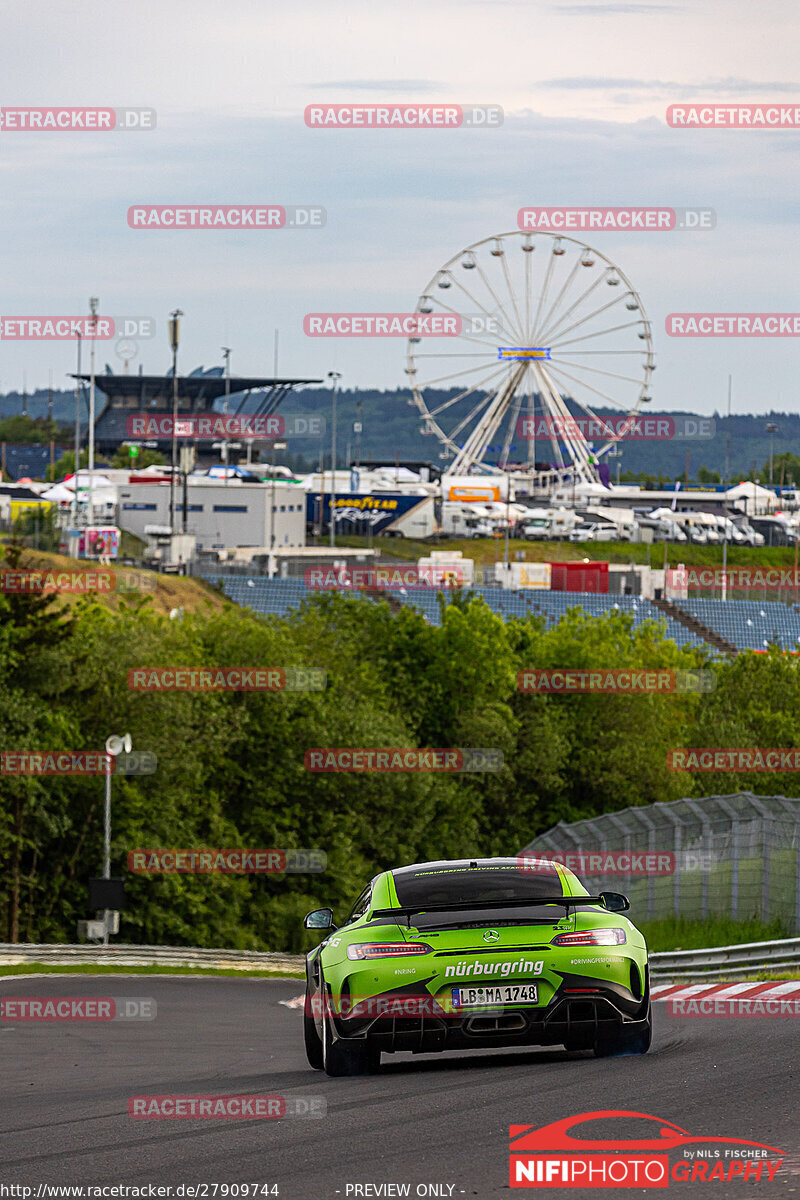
392;866;565;907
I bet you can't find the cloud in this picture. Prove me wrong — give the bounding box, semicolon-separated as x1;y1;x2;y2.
468;0;676;6
540;75;800;92
553;3;680;12
305;79;445;93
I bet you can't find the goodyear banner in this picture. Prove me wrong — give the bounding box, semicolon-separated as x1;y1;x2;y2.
306;492;424;534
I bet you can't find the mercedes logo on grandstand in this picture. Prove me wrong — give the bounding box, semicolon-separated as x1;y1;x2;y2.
483;930;500;942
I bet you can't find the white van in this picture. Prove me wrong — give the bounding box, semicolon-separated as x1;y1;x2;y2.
441;503;495;539
518;507;577;540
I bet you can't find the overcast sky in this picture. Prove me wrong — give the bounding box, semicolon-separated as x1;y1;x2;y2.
0;0;798;419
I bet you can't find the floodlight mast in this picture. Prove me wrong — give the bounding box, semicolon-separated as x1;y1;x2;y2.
222;347;232;487
101;733;131;945
87;297;99;538
168;310;184;535
328;371;342;547
73;331;82;527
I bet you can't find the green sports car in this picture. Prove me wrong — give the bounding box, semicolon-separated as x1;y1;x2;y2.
302;856;651;1076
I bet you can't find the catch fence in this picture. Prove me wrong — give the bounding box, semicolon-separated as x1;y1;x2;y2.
520;792;800;931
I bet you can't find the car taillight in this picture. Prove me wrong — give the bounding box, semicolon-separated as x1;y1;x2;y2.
346;942;432;960
551;928;627;946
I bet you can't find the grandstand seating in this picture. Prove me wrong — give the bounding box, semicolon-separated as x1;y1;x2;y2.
198;573;800;654
199;573;710;648
200;575;315;617
669;596;800;653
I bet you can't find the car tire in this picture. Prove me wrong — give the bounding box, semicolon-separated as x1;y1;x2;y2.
593;1002;652;1058
303;986;324;1070
321;989;380;1077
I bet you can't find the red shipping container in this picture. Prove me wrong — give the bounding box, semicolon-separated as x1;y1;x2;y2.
549;561;609;593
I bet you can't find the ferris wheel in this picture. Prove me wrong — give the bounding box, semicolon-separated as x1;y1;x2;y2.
405;230;654;484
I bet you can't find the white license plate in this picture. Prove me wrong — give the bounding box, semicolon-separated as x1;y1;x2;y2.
451;983;538;1007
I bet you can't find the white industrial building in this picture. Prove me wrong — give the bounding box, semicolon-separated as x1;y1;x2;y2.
117;477;306;552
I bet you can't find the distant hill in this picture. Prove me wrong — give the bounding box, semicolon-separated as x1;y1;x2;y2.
0;385;793;482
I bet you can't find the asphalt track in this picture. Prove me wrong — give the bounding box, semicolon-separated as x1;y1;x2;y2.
1;976;799;1199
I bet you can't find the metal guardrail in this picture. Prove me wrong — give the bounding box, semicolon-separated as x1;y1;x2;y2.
0;943;305;972
1;939;799;981
649;936;800;981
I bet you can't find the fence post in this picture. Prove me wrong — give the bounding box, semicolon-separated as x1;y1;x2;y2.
762;823;771;924
674;823;682;919
731;823;739;922
685;801;712;920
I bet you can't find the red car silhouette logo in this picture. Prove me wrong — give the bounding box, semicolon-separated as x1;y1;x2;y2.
510;1110;784;1155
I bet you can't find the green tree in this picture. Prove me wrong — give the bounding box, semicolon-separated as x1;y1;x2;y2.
10;567;789;953
0;541;78;939
0;415;66;444
764;452;800;487
684;650;800;797
46;449;90;482
12;506;61;552
110;447;166;470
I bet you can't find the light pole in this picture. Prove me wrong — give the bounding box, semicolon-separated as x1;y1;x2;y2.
607;445;622;486
766;422;778;488
73;331;82;527
222;347;231;487
503;477;512;574
102;732;131;945
722;375;732;601
269;440;287;574
87;297;99;539
168;309;184;536
328;371;341;547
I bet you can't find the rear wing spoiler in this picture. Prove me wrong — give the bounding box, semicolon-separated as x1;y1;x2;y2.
372;892;628;928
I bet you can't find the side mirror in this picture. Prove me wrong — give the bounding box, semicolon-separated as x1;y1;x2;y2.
304;907;335;930
600;891;630;913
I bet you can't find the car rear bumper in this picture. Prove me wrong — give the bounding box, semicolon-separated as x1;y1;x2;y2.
327;987;650;1054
